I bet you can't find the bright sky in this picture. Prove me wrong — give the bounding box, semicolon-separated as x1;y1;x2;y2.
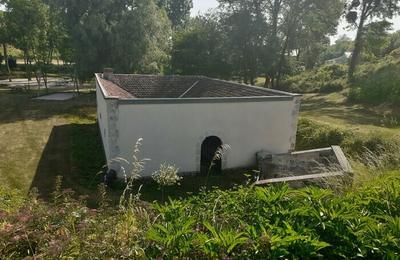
192;0;400;43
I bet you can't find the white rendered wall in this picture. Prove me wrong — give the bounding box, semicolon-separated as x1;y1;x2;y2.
96;82;111;161
115;99;300;177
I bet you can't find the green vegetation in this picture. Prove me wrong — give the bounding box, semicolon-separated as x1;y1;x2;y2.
1;0;399;108
281;47;400;105
278;16;400;106
1;80;400;257
1;166;399;258
0;88;103;198
1;0;400;257
350;49;400;105
281;64;348;93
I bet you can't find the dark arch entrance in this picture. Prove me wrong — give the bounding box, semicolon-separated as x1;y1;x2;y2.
200;136;222;175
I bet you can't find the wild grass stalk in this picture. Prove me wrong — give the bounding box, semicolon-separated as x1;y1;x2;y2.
204;144;230;188
115;138;149;211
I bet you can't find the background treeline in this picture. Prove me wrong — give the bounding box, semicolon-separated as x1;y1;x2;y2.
1;0;400;103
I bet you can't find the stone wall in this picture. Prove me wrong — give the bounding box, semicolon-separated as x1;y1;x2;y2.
257;146;352;180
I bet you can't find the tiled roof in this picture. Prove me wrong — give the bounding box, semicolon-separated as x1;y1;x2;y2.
182;78;275;98
97;73;290;99
97;76;134;98
112;75;200;98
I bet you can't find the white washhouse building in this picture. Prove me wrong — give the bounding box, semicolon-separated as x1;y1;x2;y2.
95;69;301;178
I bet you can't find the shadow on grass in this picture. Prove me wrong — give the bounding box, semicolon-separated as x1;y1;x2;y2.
33;122;253;205
32;123;106;204
0;88;97;124
109;168;253;203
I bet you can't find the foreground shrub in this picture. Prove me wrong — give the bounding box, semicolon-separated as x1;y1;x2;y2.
0;183;147;258
1;171;399;258
146;173;400;258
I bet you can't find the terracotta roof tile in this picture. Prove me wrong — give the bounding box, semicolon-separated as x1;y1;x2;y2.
182;78;274;98
113;75;199;98
97;76;134;98
96;74;289;99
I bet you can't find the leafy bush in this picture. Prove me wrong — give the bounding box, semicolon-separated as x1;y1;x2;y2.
319;79;345;93
296;118;400;171
147;172;400;258
349;49;400;105
0;183;147;259
281;64;347;93
296;118;348;150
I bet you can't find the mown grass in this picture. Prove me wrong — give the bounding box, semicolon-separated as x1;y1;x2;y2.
300;91;400;135
0;88;103;198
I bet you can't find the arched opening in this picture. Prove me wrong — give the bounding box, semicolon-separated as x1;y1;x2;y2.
200;136;223;175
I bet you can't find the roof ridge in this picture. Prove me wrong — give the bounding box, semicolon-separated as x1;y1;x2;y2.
96;73;297;99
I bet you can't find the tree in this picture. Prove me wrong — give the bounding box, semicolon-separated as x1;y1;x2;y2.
4;0;48;81
157;0;193;28
262;0;343;87
54;0;172;80
363;20;392;58
273;0;343;87
218;0;268;84
171;15;232;78
295;0;344;69
263;0;283;87
0;10;11;81
346;0;400;80
27;1;68;91
322;35;353;61
385;30;400;54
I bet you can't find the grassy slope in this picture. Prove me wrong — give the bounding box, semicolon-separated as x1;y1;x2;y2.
300;91;400;137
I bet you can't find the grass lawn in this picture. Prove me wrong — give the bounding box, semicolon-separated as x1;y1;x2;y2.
0;86;398;205
300;91;400;137
0;87;106;203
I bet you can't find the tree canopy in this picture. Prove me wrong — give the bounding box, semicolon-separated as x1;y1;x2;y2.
53;0;171;80
157;0;193;28
3;0;397;89
345;0;400;79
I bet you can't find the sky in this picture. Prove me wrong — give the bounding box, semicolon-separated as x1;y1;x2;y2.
192;0;400;43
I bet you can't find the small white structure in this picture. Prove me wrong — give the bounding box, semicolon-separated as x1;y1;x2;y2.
325;52;352;65
95;69;301;178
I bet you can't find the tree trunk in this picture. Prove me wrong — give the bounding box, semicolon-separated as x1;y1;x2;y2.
43;49;53;93
24;51;32;81
27;56;32;81
348;7;367;81
276;36;289;88
3;44;11;82
264;0;281;87
43;72;48;93
296;49;301;61
75;67;80;95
